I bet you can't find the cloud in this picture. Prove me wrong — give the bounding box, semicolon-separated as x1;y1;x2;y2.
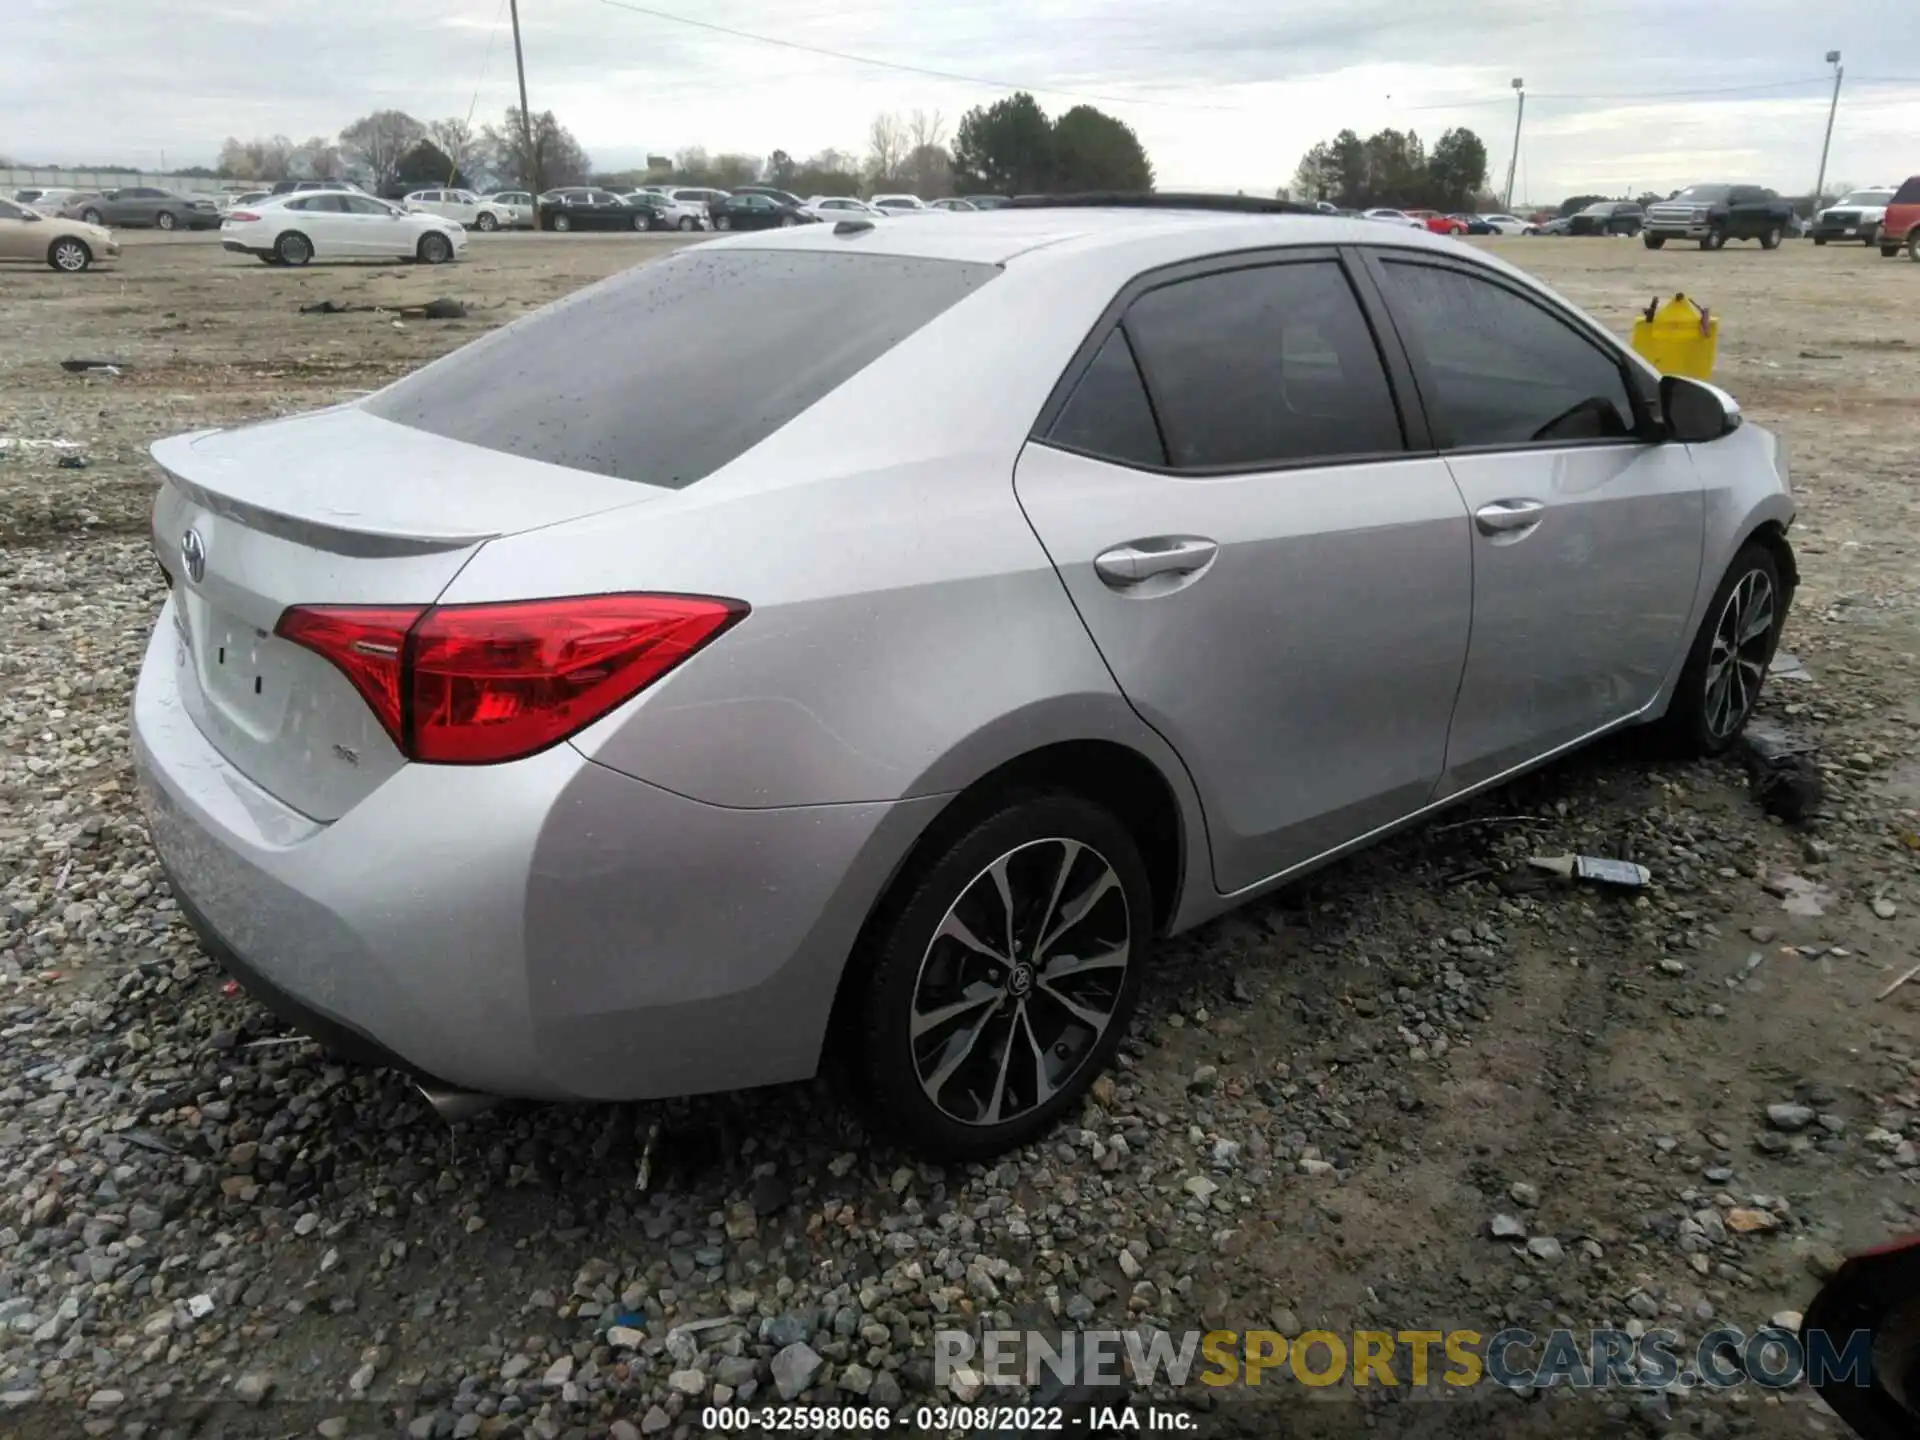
4;0;1916;200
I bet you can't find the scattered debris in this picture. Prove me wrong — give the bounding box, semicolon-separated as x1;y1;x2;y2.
54;455;87;470
1768;651;1813;682
301;296;468;320
1527;854;1651;887
58;359;125;374
1734;724;1824;823
1725;1207;1782;1234
1878;961;1919;1002
1763;873;1834;918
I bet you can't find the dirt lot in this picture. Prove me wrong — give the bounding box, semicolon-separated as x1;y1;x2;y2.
0;228;1916;1440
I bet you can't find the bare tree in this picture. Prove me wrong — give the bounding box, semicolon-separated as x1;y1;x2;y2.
295;136;345;180
482;107;591;190
217;135;297;181
866;112;908;188
429;118;478;179
338;110;427;192
908;109;946;154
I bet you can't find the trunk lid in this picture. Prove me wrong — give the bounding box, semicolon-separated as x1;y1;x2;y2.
151;405;658;821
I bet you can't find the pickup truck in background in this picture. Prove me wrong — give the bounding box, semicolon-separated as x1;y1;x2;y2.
1642;183;1796;250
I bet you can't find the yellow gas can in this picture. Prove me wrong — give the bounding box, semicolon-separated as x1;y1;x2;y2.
1630;293;1718;380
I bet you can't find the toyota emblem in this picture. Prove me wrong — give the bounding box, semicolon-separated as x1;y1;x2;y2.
180;528;207;585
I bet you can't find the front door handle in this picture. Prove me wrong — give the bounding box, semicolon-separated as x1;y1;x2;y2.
1093;537;1219;586
1474;499;1547;536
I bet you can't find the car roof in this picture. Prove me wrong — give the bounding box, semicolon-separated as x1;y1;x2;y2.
712;204;1490;269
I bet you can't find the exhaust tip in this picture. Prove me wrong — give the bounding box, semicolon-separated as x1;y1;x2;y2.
416;1083;501;1124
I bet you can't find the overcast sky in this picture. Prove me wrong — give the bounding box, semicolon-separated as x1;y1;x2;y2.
9;0;1919;200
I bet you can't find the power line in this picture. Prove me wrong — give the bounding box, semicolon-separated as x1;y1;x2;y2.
595;0;1240;109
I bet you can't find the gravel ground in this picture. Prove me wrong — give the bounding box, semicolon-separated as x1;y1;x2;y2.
1;230;1916;1439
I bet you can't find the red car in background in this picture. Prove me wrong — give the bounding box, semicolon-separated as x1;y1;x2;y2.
1407;209;1470;235
1878;174;1920;258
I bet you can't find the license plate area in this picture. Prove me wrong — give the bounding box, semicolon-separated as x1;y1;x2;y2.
183;594;302;738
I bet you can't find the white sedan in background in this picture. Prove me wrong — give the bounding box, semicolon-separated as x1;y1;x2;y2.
870;193;928;214
622;191;708;230
403;188;522;232
487;191;536;226
222;192;466;266
805;196;885;220
1362;207;1426;228
1476;213;1538;235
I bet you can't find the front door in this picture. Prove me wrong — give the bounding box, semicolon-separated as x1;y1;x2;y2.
0;198;39;261
1014;252;1473;894
1361;252;1705;796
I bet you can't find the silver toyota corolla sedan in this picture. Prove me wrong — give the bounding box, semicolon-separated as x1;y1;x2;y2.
134;203;1796;1159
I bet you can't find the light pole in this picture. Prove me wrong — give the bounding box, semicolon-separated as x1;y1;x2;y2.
509;0;541;200
1503;78;1525;211
1812;50;1843;214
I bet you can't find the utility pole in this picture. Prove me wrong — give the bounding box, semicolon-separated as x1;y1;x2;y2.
1503;78;1525;211
509;0;541;199
1812;50;1843;213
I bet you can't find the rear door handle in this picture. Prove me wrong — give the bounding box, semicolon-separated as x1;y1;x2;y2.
1473;499;1546;536
1093;537;1219;586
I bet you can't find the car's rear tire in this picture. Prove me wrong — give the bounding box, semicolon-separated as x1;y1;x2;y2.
80;207;103;225
552;213;572;232
716;215;732;230
1813;236;1827;246
1655;542;1784;757
848;791;1151;1161
417;232;453;264
1908;231;1920;263
677;216;696;231
274;231;313;266
1759;225;1783;250
778;214;797;227
475;211;498;232
1643;234;1665;249
156;211;177;231
48;238;91;273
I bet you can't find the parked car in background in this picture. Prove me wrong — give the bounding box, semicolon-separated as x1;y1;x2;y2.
1643;184;1794;250
1455;215;1499;235
1810;187;1895;246
12;187;92;215
1536;216;1573;236
929;198;978;212
871;194;928;214
1362;207;1425;228
806;196;884;221
221;192;465;265
710;192;815;230
733;185;807;209
1569;201;1644;236
218;191;273;215
964;195;1010;210
78;187;220;230
622;191;706;231
1474;214;1536;235
134;204;1795;1159
1408;211;1468;235
665;187;730;214
1881;175;1920;259
536;188;657;232
403;189;524;232
270;179;371;197
0;195;119;272
487;191;536;225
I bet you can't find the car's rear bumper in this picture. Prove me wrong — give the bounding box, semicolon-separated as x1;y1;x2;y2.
132;601;941;1101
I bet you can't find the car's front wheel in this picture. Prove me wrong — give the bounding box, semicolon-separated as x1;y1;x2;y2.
1657;542;1784;756
631;213;649;231
678;216;696;231
155;211;177;231
417;232;454;264
1908;231;1920;263
1644;234;1665;250
475;211;498;232
850;792;1151;1160
48;237;91;273
80;208;103;225
1759;225;1783;250
552;213;572;232
715;215;732;230
1701;229;1727;251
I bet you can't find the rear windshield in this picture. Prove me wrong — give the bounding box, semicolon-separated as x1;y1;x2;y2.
1894;177;1920;205
363;249;997;488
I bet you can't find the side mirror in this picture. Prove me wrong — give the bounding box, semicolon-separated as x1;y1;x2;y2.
1802;1236;1920;1440
1661;374;1742;443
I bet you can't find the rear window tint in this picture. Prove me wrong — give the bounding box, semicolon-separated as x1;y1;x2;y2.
364;250;996;488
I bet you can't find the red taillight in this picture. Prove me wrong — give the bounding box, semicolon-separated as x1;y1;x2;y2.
229;211;260;222
275;594;745;765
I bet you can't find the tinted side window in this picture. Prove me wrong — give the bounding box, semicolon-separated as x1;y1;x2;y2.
364;250;997;488
1377;260;1636;448
1893;177;1920;204
1121;261;1404;469
1047;329;1166;468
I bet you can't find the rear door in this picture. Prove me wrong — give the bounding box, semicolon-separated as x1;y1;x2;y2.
1014;251;1473;893
1361;251;1703;797
0;198;37;260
